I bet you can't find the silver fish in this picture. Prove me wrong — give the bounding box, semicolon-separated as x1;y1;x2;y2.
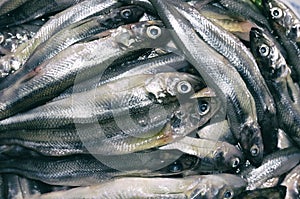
149;0;263;165
31;174;246;199
241;147;300;190
263;0;300;42
250;27;300;147
159;136;243;171
0;5;145;91
0;72;201;130
0;20;171;120
0;0;121;77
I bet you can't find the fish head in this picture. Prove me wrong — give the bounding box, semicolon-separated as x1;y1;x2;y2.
217;142;245;170
113;20;171;49
262;0;289;27
170;92;222;138
186;174;246;199
144;72;204;103
250;27;290;81
262;0;300;39
113;5;145;24
240;121;264;166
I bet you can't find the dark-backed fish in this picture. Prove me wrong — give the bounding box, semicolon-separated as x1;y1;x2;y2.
149;0;263;165
263;0;300;42
0;21;171;120
262;0;300;83
250;27;300;146
0;5;145;91
0;0;121;77
240;147;300;190
160;136;243;171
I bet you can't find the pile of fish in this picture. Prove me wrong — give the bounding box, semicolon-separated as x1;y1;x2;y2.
0;0;300;198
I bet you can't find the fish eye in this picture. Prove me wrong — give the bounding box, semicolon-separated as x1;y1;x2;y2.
258;44;270;57
231;157;240;168
177;80;192;94
198;100;210;115
146;26;162;39
224;190;233;199
250;144;260;157
168;161;183;173
270;7;283;19
120;9;133;19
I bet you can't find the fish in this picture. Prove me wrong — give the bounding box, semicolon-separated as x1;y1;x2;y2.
0;152;218;186
0;154;122;186
159;136;244;171
0;20;172;120
262;0;300;42
281;163;300;199
0;86;220;156
172;0;278;154
0;5;145;91
30;174;246;199
262;0;300;84
235;186;286;199
0;72;202;130
240;147;300;190
0;0;121;77
44;52;190;101
250;27;300;147
149;0;263;165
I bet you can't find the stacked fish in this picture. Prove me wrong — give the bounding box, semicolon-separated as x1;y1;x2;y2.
0;0;300;198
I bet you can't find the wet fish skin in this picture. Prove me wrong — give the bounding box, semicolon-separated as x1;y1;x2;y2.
0;0;84;28
0;20;171;120
194;3;258;41
0;0;121;78
197;120;237;145
263;0;300;42
262;0;300;84
276;129;294;149
0;155;121;186
159;136;244;171
218;0;272;31
0;72;201;130
0;19;44;57
3;5;146;91
0;0;29;16
30;174;246;199
172;1;277;150
50;52;189;101
281;163;300;199
0;87;219;156
235;186;286;199
240;147;300;190
149;0;263;165
250;27;300;146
